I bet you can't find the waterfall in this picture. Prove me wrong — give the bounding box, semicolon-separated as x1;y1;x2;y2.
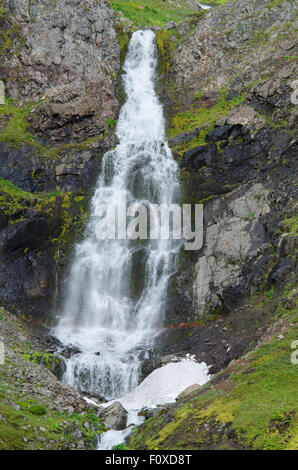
55;30;181;401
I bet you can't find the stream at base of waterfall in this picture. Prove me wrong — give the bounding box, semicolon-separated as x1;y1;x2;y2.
54;30;210;450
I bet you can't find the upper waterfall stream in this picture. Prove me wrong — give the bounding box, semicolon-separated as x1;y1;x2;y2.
55;30;210;449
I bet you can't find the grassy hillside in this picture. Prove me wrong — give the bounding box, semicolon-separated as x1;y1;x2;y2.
110;0;203;27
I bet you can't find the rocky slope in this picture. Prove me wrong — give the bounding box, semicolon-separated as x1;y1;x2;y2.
1;0;120;186
0;306;108;449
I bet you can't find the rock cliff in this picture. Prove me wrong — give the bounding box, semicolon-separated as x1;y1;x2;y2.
0;0;120;319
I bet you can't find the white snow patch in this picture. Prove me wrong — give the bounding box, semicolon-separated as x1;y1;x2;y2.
115;357;211;410
198;2;212;9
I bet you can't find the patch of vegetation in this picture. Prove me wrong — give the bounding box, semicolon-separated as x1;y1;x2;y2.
28;405;47;416
0;1;26;57
0;177;61;219
112;443;130;450
110;0;196;28
106;118;117;130
266;0;288;8
156;28;183;75
0;102;38;147
0;101;106;158
0;395;105;450
115;23;131;62
22;352;65;379
200;0;228;4
0;177;57;220
283;215;298;237
169;87;246;139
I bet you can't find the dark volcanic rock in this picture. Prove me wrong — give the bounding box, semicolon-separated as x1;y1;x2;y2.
0;133;117;194
0;193;85;321
0;1;121;320
181;143;217;169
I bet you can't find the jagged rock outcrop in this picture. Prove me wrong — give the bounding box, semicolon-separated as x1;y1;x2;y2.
0;0;120;193
166;0;296;103
2;0;119;127
0;135;117;193
192;184;271;315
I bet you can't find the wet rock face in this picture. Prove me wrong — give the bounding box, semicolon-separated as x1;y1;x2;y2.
0;0;121;193
2;0;120;143
0;188;88;320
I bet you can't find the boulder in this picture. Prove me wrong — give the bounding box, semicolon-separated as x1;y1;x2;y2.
176;384;201;401
226;105;257;126
98;402;128;431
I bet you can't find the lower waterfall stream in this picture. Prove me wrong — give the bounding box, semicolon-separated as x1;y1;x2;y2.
55;30;210;449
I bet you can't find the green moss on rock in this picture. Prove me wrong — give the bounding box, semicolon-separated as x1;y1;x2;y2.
23;352;66;380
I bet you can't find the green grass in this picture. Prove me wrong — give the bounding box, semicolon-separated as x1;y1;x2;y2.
283;215;298;237
169;88;245;138
0;307;107;450
0;177;64;218
0;102;38;146
200;0;228;4
28;405;47;416
0;177;56;219
0;101;107;157
110;0;197;27
0;396;104;450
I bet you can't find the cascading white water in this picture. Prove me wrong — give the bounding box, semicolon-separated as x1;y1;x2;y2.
55;30;181;400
